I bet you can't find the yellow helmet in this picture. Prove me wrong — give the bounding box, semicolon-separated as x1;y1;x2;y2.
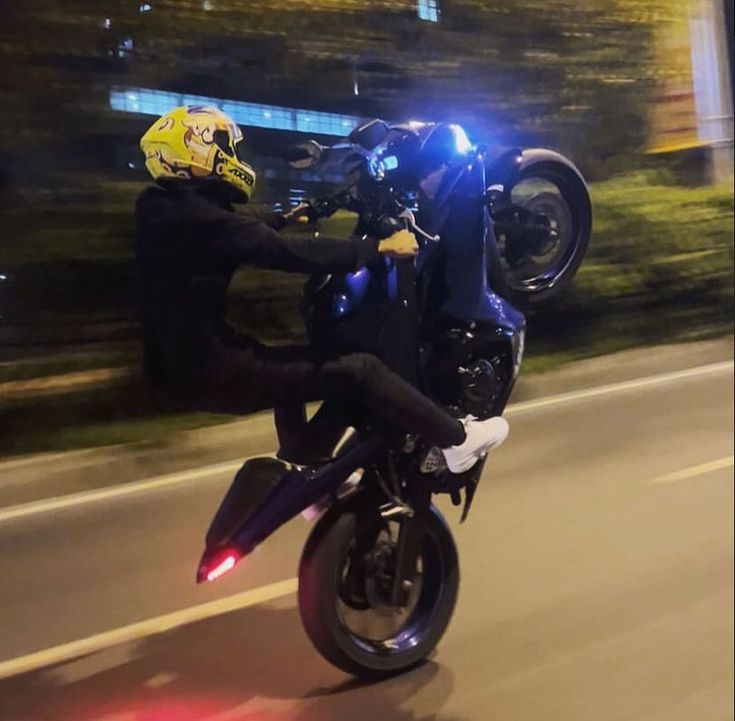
140;105;256;201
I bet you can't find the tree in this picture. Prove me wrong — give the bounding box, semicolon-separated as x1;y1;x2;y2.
0;0;682;185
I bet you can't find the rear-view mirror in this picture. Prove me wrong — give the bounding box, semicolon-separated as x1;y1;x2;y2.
284;140;325;169
348;119;390;151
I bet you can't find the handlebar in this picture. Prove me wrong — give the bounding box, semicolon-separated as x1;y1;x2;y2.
284;193;439;247
396;208;440;245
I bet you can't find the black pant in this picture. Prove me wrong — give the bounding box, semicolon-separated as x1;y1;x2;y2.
199;341;465;449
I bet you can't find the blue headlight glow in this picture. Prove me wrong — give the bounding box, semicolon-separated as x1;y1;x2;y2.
449;124;473;155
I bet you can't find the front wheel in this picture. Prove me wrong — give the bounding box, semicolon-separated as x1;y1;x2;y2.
490;161;592;308
298;504;459;678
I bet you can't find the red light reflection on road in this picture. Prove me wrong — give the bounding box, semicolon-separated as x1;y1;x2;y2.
55;693;286;721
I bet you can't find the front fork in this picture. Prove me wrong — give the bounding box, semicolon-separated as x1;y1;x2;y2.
386;455;486;606
390;483;433;606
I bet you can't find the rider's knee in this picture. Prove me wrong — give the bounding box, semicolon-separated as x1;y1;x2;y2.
323;352;383;392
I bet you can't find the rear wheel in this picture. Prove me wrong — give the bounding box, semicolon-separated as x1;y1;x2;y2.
298;505;459;678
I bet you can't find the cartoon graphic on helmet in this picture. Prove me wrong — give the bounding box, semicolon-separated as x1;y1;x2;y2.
140;106;256;201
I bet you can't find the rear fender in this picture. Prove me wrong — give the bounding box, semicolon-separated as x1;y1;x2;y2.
205;457;289;549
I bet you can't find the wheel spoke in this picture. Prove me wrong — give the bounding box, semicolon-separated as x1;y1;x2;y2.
504;175;575;291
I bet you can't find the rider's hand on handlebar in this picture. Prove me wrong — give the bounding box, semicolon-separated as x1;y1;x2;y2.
282;202;315;225
378;229;419;259
282;196;343;226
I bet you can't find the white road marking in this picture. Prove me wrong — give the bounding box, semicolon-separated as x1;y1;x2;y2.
0;460;244;523
0;360;731;524
505;360;733;415
648;455;734;485
208;697;298;720
0;578;298;681
143;672;179;689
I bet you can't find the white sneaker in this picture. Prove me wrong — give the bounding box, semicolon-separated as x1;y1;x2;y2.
441;415;509;474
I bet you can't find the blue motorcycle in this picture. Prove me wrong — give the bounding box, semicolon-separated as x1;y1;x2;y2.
195;120;592;677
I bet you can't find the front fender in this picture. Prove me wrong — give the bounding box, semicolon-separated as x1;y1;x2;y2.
486;147;588;191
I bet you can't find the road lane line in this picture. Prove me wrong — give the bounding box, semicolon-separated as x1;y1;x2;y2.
0;578;298;681
505;360;733;415
0;360;731;524
0;460;245;524
648;455;734;485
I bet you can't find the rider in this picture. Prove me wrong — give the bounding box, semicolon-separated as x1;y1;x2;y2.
134;105;509;473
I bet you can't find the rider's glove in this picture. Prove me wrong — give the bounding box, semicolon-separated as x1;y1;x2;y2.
282;196;343;226
377;229;419;259
282;202;316;226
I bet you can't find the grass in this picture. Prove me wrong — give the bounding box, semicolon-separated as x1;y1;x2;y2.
0;376;235;457
522;305;733;374
0;348;138;384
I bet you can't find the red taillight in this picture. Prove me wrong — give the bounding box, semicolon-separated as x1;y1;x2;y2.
206;553;239;582
197;548;242;583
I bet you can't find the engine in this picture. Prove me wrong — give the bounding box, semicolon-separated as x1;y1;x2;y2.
457;358;504;419
423;324;521;421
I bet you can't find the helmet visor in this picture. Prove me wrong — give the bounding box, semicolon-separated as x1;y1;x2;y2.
213;129;235;157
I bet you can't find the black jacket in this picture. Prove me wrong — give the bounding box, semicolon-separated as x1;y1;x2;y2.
134;178;379;402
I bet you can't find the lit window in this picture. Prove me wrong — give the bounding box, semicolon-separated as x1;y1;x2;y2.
110;86;361;137
417;0;439;22
116;36;134;58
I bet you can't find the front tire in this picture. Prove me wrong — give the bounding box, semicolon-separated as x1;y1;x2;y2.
491;161;592;309
298;505;459;678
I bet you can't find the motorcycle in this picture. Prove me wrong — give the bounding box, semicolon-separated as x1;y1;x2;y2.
195;119;592;678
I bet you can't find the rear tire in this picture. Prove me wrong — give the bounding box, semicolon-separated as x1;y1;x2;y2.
298;505;459;678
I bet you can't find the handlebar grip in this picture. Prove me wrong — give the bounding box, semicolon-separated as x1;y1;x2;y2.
283;202;318;225
378;216;405;238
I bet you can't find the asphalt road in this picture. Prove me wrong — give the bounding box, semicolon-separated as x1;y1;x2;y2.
0;360;732;721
